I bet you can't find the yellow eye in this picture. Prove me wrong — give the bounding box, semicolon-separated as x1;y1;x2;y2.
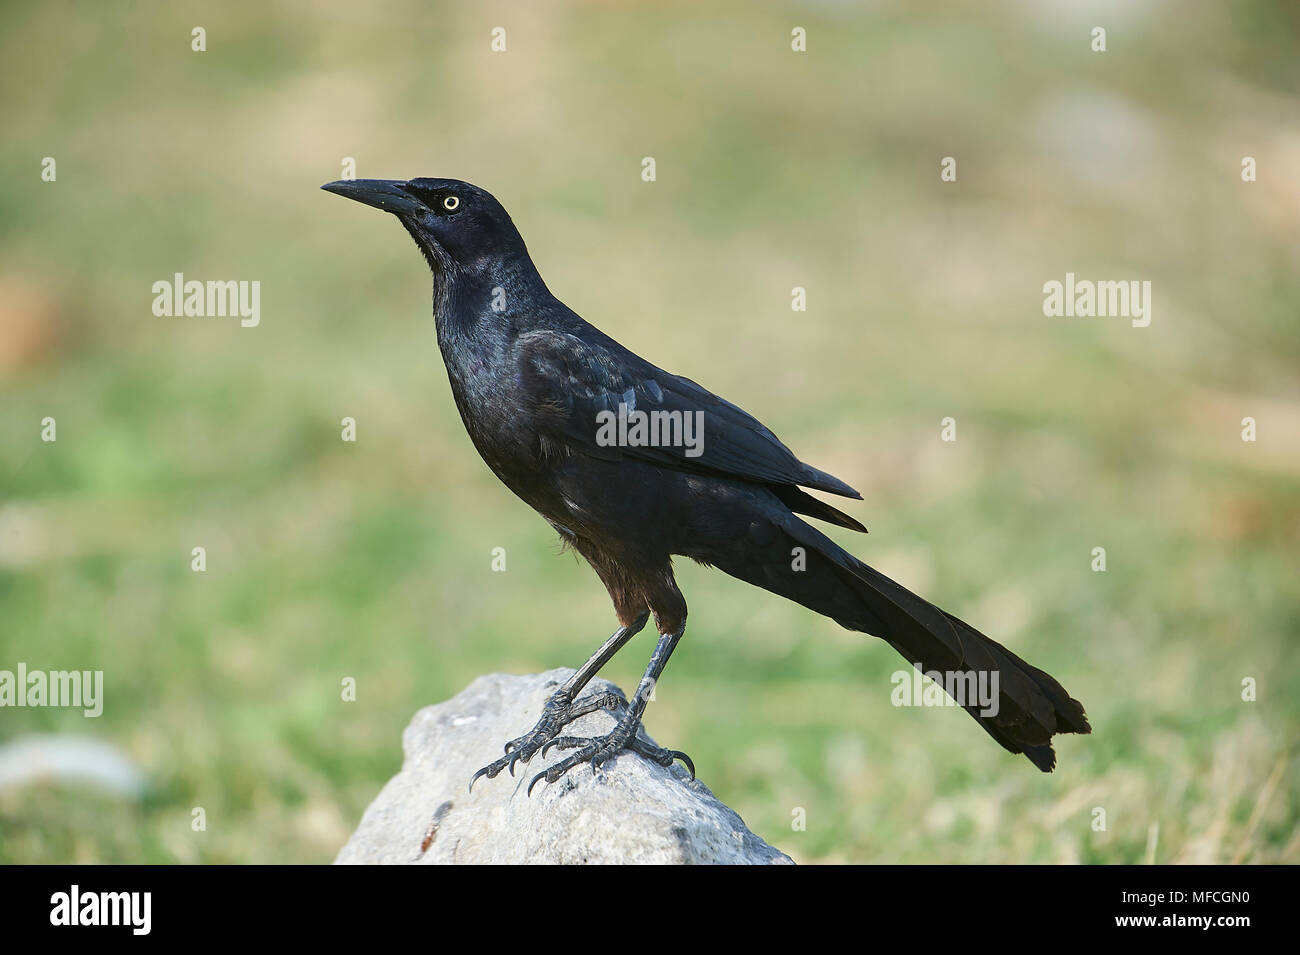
443;195;460;211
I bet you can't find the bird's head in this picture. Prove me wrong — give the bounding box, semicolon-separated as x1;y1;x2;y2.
321;177;529;280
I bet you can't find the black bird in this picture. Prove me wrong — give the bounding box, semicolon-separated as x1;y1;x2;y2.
322;177;1090;792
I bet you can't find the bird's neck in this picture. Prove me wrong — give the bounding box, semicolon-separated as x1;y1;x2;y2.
432;258;551;353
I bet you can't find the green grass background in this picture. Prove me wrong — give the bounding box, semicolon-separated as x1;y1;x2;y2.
1;1;1297;863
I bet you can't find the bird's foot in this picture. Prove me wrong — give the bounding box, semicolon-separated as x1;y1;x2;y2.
527;714;694;795
468;688;627;791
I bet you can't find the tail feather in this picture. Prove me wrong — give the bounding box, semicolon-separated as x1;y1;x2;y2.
716;507;1091;771
773;485;868;533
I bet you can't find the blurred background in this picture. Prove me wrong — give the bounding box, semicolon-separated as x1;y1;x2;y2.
1;0;1297;864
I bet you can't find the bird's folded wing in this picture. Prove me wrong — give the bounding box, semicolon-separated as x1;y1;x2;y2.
514;329;861;499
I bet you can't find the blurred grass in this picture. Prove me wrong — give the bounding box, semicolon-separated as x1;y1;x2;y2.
1;0;1298;864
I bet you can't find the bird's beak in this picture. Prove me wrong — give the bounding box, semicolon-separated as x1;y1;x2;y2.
321;179;425;214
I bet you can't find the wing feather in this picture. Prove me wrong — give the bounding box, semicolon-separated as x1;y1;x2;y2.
514;328;862;500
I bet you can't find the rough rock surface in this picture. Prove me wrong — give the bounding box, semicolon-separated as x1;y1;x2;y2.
335;669;793;864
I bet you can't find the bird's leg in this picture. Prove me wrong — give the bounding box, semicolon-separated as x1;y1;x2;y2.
469;611;648;790
527;623;693;794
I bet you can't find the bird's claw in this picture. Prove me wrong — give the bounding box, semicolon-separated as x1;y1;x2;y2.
468;690;628;792
470;688;692;795
631;737;695;778
526;725;694;795
469;733;550;791
539;735;586;758
526;736;622;796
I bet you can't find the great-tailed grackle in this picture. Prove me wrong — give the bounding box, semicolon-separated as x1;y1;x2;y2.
322;177;1090;793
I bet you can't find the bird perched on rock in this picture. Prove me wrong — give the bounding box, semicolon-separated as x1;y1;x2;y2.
322;177;1090;793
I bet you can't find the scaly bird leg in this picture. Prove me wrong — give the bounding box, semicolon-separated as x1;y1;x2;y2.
469;611;648;790
528;623;693;795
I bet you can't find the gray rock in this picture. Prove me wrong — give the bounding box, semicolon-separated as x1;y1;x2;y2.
335;669;793;865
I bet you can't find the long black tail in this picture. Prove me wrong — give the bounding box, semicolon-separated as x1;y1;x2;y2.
711;507;1091;771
